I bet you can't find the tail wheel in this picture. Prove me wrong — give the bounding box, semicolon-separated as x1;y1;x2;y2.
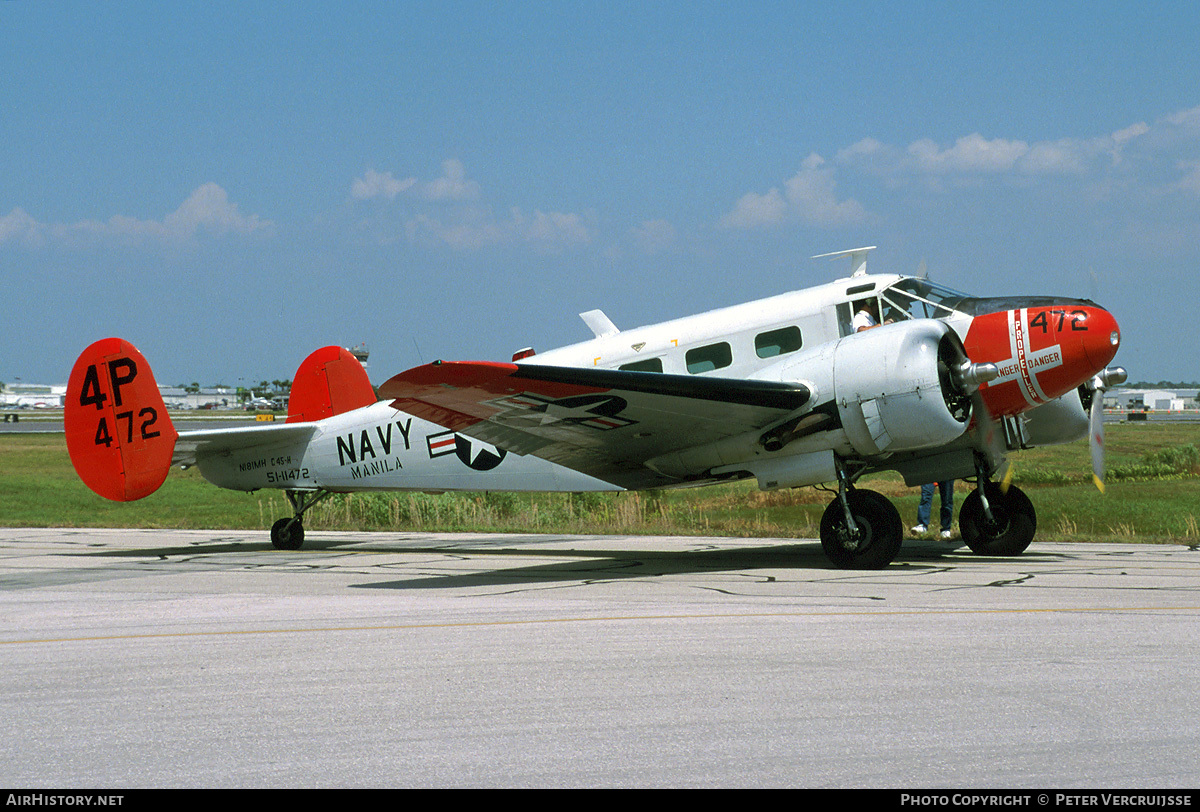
819;489;903;569
959;482;1036;556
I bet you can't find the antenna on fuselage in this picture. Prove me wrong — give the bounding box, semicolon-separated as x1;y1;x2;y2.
579;309;620;338
812;245;877;277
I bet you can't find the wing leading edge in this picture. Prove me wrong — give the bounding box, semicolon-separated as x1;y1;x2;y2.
379;361;811;489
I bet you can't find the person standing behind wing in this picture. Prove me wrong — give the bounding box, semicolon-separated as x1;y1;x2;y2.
913;480;955;540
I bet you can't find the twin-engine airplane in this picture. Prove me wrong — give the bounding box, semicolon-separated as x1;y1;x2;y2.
66;247;1125;569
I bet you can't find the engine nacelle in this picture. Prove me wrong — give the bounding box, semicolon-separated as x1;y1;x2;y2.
1013;389;1089;448
825;319;973;456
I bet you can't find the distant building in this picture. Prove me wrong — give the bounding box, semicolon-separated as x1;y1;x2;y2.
1;382;66;408
163;386;239;410
1107;389;1199;411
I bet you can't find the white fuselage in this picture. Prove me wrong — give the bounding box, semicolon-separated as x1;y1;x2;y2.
195;401;618;494
525;273;972;378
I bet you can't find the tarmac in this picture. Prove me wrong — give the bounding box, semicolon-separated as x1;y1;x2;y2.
1;528;1198;788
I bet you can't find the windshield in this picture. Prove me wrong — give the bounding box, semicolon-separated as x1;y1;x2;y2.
879;278;972;322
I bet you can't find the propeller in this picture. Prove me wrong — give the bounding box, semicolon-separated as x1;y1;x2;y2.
952;357;1005;476
1086;366;1128;492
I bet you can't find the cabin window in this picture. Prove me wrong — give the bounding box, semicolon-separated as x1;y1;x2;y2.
686;342;732;374
619;357;664;373
754;326;803;358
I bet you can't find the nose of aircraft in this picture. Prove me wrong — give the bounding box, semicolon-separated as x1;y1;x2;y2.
1078;306;1121;371
962;302;1121;416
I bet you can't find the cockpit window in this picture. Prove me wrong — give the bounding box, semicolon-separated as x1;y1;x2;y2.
879;278;971;322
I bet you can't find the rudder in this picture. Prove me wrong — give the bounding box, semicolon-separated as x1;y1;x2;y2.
287;346;377;423
66;338;178;501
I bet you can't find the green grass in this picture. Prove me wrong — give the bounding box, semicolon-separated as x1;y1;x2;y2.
3;422;1199;543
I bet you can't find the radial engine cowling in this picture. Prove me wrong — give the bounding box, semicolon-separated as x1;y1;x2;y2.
1018;388;1090;448
828;319;975;456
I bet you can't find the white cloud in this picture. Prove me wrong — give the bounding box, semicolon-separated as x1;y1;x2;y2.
721;153;866;230
834;117;1164;181
720;107;1200;232
1112;121;1150;146
0;184;270;248
1164;105;1200;130
355;159;592;251
783;154;868;226
423;159;480;202
351;169;416;200
519;209;592;248
162;183;269;237
907;133;1030;174
352;159;480;203
1018;138;1092;174
721;187;788;229
0;208;43;247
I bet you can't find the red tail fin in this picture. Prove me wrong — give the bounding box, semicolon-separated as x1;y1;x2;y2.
286;346;376;423
65;338;178;501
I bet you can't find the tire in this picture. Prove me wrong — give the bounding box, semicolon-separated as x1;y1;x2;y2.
959;483;1036;556
270;517;305;550
819;489;903;569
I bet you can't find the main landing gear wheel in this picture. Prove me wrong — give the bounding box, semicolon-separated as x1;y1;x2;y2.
270;518;304;550
820;488;903;569
959;482;1036;556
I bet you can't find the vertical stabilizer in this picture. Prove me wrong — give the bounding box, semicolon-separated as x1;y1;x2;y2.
287;346;377;422
65;338;178;501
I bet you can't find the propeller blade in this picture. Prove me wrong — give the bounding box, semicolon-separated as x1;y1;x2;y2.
1088;366;1126;493
1090;385;1106;492
1000;458;1015;494
971;389;1005;470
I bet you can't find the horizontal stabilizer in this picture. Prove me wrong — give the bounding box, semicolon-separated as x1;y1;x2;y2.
173;423;318;469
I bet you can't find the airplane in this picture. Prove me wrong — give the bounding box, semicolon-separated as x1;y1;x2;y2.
64;247;1125;569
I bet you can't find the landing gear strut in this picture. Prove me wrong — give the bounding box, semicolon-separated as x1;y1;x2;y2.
270;489;332;550
819;463;903;569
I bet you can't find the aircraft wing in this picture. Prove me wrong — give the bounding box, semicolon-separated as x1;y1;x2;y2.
173;423;318;468
379;361;811;489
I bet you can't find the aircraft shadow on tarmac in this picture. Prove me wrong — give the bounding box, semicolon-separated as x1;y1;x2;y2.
346;538;1002;591
75;534;1037;589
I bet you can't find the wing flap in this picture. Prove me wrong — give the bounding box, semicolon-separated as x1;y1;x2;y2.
379;362;811;488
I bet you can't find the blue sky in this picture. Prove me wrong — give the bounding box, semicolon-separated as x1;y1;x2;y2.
3;1;1198;387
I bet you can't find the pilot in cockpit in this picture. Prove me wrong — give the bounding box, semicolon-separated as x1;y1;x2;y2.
852;298;893;332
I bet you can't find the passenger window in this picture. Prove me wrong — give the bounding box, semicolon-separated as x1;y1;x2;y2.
618;358;663;373
755;326;803;358
686;342;732;374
